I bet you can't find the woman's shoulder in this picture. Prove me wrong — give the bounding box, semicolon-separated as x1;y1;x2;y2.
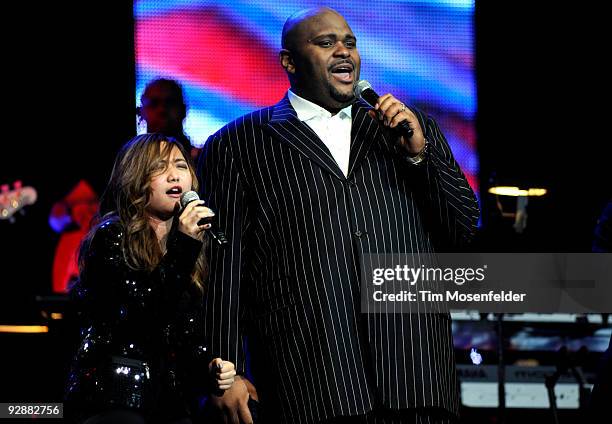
84;217;125;256
94;217;124;241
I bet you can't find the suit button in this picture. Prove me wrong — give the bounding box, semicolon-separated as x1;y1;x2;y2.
354;230;363;237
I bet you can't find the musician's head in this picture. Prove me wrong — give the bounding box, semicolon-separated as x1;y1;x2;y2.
138;78;187;136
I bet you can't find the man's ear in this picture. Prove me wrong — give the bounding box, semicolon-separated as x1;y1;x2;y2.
279;49;295;74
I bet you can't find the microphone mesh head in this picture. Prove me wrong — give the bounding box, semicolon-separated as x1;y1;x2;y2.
180;190;199;209
353;80;372;99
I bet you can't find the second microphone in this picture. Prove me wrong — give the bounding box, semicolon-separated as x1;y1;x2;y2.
180;191;228;246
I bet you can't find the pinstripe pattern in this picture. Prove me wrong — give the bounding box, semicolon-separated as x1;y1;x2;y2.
198;95;479;423
323;408;454;424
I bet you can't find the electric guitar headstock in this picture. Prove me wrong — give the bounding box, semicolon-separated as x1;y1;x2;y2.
0;181;37;222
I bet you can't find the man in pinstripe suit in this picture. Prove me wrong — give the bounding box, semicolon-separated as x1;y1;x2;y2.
199;7;480;424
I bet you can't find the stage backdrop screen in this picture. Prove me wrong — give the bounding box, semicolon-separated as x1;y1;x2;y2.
134;0;477;191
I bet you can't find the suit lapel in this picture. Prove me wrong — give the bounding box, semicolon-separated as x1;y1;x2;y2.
348;99;383;177
264;96;345;181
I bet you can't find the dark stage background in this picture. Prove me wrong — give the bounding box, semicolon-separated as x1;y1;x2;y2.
0;1;609;422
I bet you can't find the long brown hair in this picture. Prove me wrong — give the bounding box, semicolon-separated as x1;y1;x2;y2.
80;133;207;294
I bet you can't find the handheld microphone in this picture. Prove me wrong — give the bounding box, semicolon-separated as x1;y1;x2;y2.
354;80;414;138
179;191;228;246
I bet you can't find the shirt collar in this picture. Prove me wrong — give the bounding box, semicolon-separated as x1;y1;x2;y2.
288;90;352;122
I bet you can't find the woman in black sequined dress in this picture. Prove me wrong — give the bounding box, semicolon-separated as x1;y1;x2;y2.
65;134;235;423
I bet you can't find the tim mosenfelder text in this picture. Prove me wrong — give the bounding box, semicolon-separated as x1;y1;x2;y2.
370;265;527;303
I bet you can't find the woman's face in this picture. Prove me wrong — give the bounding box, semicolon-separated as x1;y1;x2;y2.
147;143;193;220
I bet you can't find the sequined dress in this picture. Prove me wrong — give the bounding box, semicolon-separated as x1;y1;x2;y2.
65;219;210;421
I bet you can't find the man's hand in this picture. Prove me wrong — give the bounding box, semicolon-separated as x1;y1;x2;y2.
208;375;258;424
367;93;426;156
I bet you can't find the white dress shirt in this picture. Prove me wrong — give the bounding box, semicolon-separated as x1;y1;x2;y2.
288;90;352;177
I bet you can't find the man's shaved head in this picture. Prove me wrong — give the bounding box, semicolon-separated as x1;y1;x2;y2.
281;7;343;50
279;7;360;113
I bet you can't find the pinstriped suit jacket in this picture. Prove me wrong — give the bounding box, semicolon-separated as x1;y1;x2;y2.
198;95;479;423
